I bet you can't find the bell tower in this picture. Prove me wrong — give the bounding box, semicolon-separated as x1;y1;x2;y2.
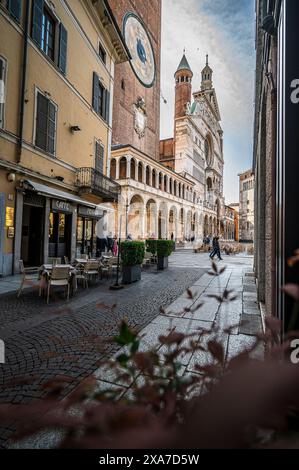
201;54;213;91
174;53;193;120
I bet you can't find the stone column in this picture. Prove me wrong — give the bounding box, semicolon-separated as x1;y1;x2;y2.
115;159;120;180
126;157;131;179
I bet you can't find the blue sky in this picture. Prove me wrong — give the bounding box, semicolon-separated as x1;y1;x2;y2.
160;0;256;204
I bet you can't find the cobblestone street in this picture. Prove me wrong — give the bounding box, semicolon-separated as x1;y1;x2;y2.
0;250;261;448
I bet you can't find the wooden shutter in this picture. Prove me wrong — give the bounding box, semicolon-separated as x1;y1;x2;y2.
36;92;48;151
32;0;44;46
58;23;68;75
47;101;56;155
95;141;104;174
105;89;110;123
7;0;21;22
92;72;99;114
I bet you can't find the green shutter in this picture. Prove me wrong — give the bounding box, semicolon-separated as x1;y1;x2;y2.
58;23;68;75
105;90;110;123
7;0;21;22
95;141;104;174
32;0;44;46
47;101;56;155
36;92;48;151
92;72;99;114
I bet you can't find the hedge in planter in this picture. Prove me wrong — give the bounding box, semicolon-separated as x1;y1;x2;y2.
120;241;145;284
145;239;157;255
156;240;174;270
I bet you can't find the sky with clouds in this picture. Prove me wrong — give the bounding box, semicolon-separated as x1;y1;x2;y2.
160;0;256;204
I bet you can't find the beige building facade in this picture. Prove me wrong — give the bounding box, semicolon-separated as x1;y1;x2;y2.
0;0;129;275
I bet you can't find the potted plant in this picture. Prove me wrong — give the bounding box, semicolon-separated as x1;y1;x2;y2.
145;239;157;256
120;241;145;284
156;240;174;270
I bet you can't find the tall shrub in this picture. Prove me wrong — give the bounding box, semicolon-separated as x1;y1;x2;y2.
120;241;145;266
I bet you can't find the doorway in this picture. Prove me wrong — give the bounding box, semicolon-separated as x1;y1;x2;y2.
21;205;44;267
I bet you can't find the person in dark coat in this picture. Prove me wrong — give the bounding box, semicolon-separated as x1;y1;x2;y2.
209;236;223;261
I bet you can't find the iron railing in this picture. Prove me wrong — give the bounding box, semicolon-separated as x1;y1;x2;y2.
75;167;120;202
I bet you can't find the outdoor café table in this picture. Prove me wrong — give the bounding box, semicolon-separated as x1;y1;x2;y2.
39;264;77;295
74;259;98;264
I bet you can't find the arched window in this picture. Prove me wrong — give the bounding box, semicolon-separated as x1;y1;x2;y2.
119;157;127;179
131;159;136;180
110;159;116;180
138;162;143;182
146;166;150;185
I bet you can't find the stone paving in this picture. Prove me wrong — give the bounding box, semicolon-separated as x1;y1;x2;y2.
0;253;205;447
0;250;263;448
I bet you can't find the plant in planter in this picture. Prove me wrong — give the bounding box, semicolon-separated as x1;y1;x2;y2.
120;241;145;284
145;239;157;255
156;239;174;270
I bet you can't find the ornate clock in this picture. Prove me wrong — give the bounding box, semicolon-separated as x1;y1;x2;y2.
123;12;156;88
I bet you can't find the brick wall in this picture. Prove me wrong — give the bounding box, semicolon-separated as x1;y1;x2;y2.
108;0;161;161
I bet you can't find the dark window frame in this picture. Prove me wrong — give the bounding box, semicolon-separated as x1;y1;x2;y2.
98;42;106;64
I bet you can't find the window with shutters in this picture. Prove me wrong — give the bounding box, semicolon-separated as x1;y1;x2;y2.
41;7;55;61
35;91;57;155
92;72;110;123
0;57;7;129
95;141;104;175
31;0;67;74
6;0;22;23
98;42;106;64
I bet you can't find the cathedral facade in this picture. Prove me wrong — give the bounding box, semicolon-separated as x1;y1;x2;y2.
105;0;234;242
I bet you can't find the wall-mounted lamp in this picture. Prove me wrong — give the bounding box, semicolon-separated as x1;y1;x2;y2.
70;125;81;133
7;172;16;183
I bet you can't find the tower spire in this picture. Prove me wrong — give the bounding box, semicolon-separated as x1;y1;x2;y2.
201;55;213;91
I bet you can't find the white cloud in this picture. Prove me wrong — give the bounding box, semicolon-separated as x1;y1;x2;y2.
160;0;255;203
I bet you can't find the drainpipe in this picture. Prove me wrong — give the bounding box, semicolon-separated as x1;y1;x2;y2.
17;0;30;163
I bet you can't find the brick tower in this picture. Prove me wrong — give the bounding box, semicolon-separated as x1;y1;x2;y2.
174;53;193;120
108;0;161;161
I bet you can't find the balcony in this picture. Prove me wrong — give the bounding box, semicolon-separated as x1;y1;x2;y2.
75;167;120;202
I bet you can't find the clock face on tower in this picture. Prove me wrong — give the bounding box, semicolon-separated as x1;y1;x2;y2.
123;13;156;88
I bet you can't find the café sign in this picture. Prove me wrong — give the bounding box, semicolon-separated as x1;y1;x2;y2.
78;205;103;219
52;199;74;213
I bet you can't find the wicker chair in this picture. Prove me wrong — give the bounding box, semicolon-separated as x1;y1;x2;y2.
46;266;71;304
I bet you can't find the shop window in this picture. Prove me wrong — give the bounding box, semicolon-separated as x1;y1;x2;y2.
35;91;57;155
0;56;7;129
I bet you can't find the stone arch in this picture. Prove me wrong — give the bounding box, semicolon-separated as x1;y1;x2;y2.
128;194;144;240
158;202;168;239
168;205;178;240
146;198;157;239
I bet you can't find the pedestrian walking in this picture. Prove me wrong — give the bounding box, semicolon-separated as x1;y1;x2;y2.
209;236;223;261
112;235;118;256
